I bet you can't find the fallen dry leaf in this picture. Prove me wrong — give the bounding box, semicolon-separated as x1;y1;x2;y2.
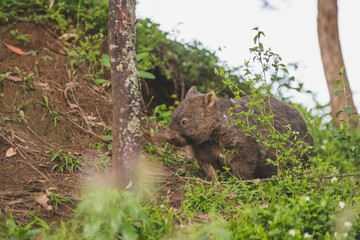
49;0;55;8
102;82;111;88
85;115;97;121
3;75;22;82
3;42;27;55
35;192;53;211
228;193;238;199
5;147;16;158
260;203;268;209
34;81;50;91
68;103;78;109
96;121;106;127
65;82;80;88
58;33;76;39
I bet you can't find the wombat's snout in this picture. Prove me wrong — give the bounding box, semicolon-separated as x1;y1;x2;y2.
165;128;188;147
167;137;174;144
165;129;175;144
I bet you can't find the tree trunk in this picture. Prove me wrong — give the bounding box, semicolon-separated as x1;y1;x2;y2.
108;0;141;189
317;0;358;126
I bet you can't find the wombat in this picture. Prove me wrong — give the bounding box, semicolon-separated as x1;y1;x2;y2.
165;86;313;179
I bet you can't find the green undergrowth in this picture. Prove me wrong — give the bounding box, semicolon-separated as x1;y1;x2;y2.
2;155;360;239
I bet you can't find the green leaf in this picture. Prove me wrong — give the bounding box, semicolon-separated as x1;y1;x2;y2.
100;54;110;68
102;135;113;141
344;105;352;115
67;50;78;57
334;79;341;90
42;55;53;61
136;52;149;61
259;42;263;50
338;66;344;75
27;50;38;56
139;70;155;79
93;78;109;85
334;90;342;97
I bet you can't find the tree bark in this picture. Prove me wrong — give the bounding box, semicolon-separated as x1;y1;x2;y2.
108;0;141;189
317;0;358;126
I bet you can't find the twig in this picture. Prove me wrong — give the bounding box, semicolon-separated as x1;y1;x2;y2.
142;96;154;111
17;149;52;183
26;124;57;149
0;190;40;197
70;90;93;132
65;115;104;141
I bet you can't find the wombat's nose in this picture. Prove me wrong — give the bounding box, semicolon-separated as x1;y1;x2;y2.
165;130;174;144
166;136;174;144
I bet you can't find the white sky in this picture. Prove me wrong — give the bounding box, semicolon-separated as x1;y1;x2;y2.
137;0;360;110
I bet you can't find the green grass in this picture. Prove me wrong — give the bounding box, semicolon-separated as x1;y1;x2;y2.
2;122;360;239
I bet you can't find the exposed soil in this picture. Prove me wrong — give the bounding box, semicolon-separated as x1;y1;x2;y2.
0;21;186;224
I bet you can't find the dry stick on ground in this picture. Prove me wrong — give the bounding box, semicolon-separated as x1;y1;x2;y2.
94;104;106;127
25;123;58;149
1;133;53;184
181;173;360;185
16;149;53;185
0;190;39;197
70;90;93;132
64;86;77;109
64;115;104;141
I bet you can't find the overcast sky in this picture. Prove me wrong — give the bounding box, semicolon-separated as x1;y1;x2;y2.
137;0;360;110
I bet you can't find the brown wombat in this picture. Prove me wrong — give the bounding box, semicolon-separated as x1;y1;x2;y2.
165;86;313;179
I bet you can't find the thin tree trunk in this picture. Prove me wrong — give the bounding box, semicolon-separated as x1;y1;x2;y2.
317;0;357;126
108;0;141;189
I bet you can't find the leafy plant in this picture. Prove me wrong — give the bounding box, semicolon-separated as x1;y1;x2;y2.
81;143;111;173
7;99;29;123
101;134;113;150
144;143;201;177
13;66;35;92
332;66;360;173
0;211;41;240
10;29;30;42
74;188;150;240
218;27;313;179
40;96;63;126
50;148;80;173
48;190;73;210
149;104;172;127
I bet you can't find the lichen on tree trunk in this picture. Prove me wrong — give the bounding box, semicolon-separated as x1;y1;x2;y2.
317;0;358;126
108;0;141;189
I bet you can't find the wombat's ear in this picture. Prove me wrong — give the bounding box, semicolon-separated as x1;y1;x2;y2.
185;86;200;99
204;92;216;108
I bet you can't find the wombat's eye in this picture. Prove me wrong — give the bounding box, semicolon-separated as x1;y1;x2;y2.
180;118;188;126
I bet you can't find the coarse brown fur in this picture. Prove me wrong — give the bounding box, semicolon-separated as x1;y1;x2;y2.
165;86;314;179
